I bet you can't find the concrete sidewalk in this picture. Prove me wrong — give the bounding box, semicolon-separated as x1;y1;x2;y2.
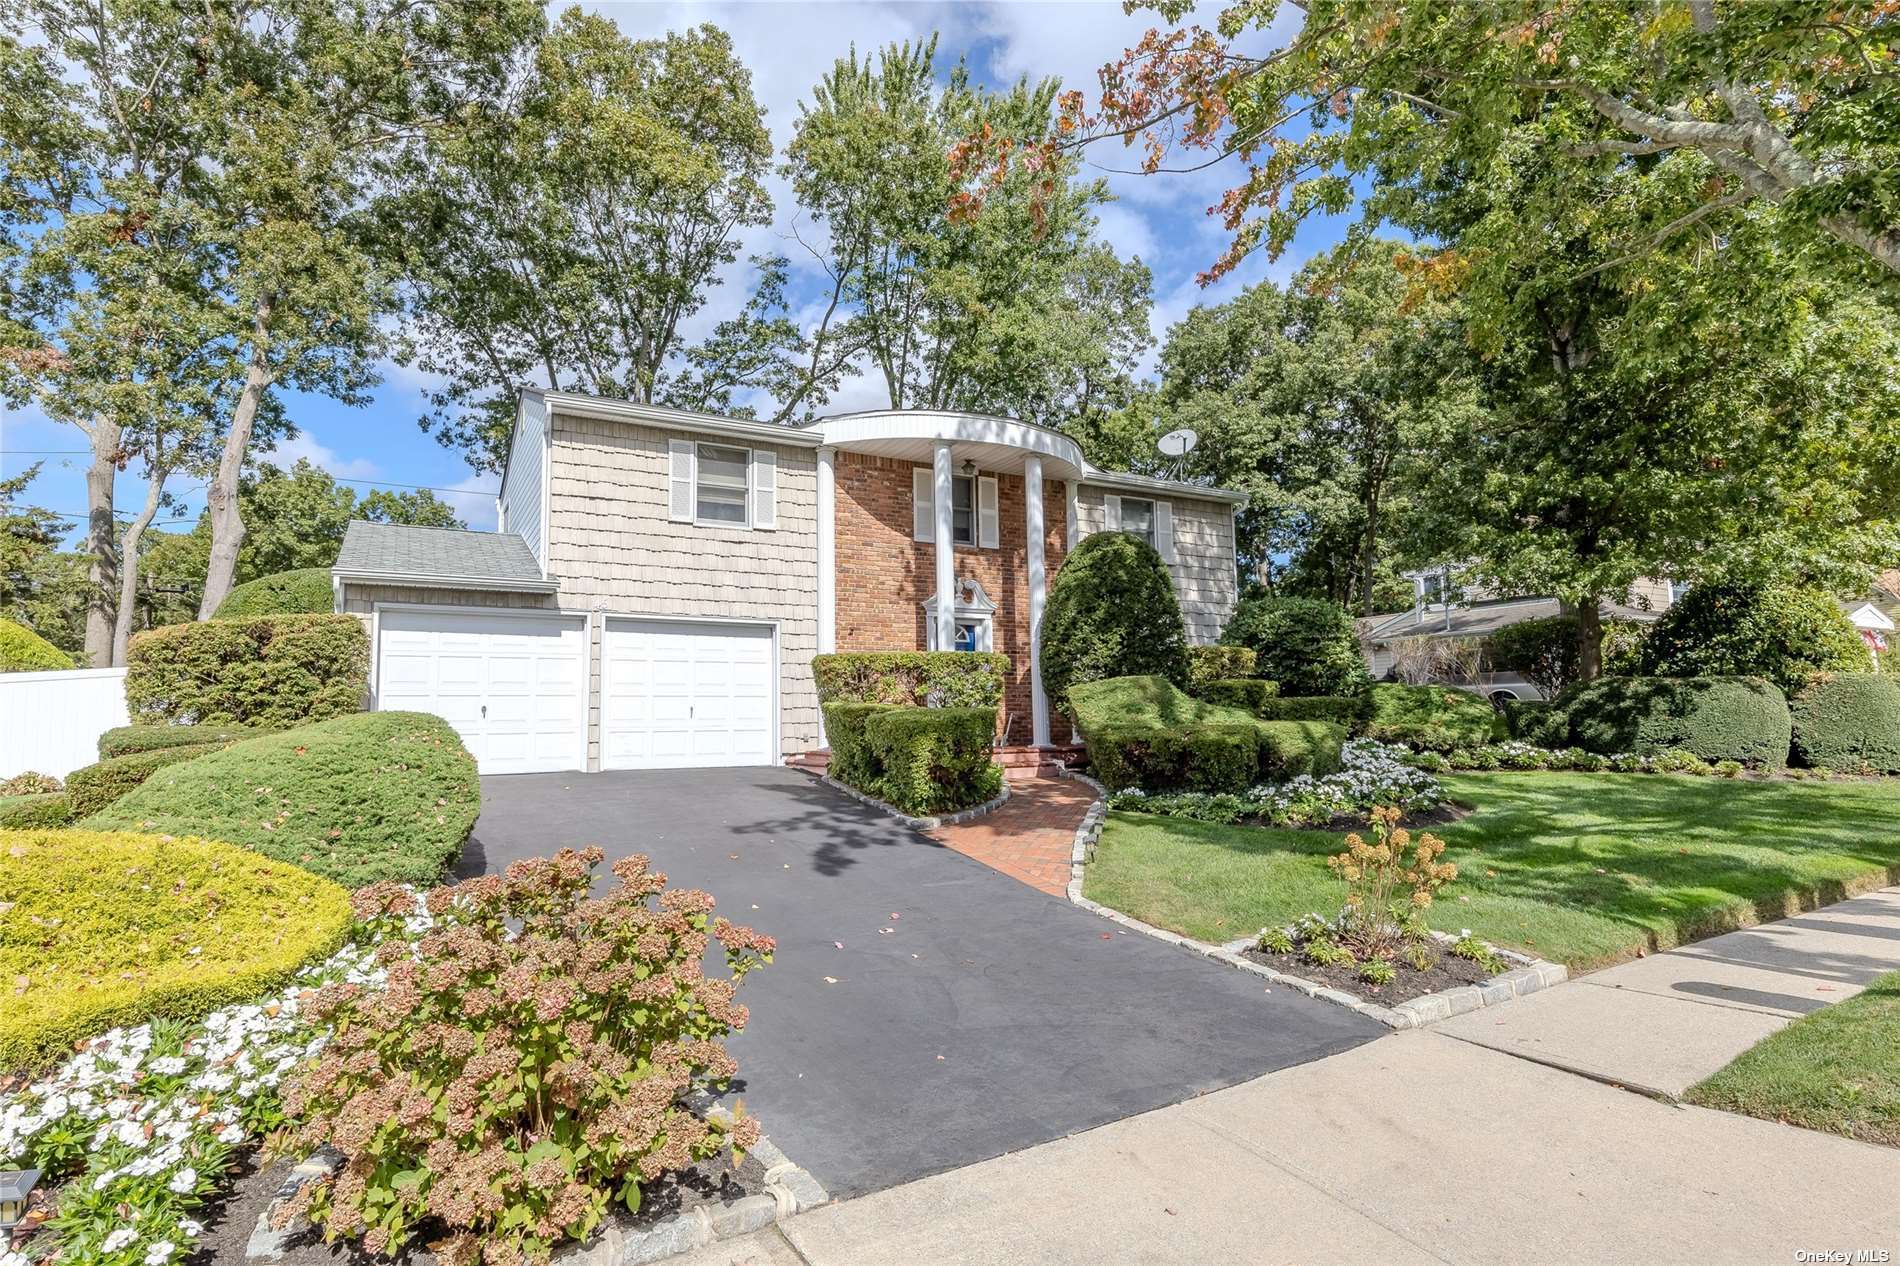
1437;885;1900;1097
676;1030;1900;1266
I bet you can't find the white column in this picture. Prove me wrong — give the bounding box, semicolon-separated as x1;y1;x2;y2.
933;441;955;650
1026;456;1050;746
816;446;836;655
1065;479;1080;547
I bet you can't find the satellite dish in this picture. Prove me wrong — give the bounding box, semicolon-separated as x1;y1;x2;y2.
1157;428;1199;458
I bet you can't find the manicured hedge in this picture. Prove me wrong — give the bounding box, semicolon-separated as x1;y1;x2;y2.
98;722;273;759
862;706;1002;816
1503;699;1571;748
211;567;335;619
1219;595;1369;697
125;613;368;727
1195;678;1280;714
1562;676;1792;768
1187;645;1257;690
1040;532;1190;711
1790;673;1900;772
0;616;73;672
1067;675;1344;792
1639;579;1871;694
65;742;226;817
1253;694;1374;731
822;701;889;788
0;827;350;1071
86;711;480;887
812;651;1009;708
1364;683;1504;751
0;793;72;829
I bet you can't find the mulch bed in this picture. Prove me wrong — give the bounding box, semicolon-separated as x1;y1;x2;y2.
193;1147;769;1265
1242;941;1496;1007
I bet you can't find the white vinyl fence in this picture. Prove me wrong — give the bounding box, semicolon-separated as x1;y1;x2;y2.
0;667;129;780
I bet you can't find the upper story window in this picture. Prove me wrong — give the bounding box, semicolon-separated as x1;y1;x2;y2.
1119;497;1156;549
951;475;975;545
696;442;750;525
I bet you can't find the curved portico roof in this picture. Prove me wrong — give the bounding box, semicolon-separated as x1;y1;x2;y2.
806;410;1088;480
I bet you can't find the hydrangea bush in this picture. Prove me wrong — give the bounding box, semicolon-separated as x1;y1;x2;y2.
1107;739;1444;826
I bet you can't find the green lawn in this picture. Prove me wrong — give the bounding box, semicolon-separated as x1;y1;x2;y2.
1086;772;1900;970
1688;970;1900;1147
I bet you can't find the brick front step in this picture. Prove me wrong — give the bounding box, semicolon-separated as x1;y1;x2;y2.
786;744;1083;781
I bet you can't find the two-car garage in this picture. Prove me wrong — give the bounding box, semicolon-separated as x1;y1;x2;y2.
373;607;778;775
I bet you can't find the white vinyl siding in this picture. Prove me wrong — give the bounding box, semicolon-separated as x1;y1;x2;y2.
499;394;548;572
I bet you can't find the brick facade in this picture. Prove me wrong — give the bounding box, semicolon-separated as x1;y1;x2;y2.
834;451;1068;745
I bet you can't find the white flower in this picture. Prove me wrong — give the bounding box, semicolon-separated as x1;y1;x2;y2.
178;1218;204;1238
216;1122;245;1144
167;1166;198;1194
103;1227;138;1252
149;1056;187;1076
144;1241;176;1266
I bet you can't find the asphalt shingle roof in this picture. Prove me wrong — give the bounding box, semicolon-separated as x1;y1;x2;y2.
333;520;545;584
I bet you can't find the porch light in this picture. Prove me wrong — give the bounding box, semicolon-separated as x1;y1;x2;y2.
0;1167;39;1229
960;457;977;478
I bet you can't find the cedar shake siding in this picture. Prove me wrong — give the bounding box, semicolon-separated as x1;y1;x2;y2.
834;451;1067;744
1073;486;1238;644
543;411;822;760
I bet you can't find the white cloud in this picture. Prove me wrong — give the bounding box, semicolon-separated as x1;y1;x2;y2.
441;471;501;531
257;429;381;480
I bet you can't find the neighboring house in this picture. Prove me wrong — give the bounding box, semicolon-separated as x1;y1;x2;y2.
331;390;1244;774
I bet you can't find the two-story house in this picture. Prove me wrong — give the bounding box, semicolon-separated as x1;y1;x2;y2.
329;389;1246;774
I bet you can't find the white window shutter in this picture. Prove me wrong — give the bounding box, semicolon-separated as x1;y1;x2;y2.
751;448;777;530
977;475;999;549
668;440;695;522
1104;494;1121;532
913;467;934;542
1155;500;1176;563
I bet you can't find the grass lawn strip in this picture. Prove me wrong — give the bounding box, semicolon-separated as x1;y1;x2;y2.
1086;772;1900;971
1688;970;1900;1147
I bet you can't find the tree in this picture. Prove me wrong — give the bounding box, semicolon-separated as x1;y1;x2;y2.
0;464;80;650
1639;579;1873;694
232;460;467;580
388;13;776;472
784;38;1154;430
1039;532;1190;712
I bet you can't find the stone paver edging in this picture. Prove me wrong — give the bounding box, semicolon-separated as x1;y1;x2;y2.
1058;769;1567;1029
806;770;1010;830
246;1103;829;1266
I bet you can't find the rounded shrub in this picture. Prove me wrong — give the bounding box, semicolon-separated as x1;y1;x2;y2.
1561;675;1792;768
98;721;272;759
1789;673;1900;772
0;792;72;829
1041;532;1189;712
85;710;480;887
125;613;369;727
212;567;336;619
1219;595;1370;697
1366;683;1503;751
64;741;226;817
0;616;74;672
0;827;350;1070
1639;579;1870;694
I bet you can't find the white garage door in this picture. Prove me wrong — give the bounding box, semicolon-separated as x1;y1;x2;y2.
376;608;587;775
601;619;776;770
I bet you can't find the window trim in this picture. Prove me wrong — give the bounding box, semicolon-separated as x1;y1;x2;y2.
950;474;976;546
694;440;752;529
1119;496;1156;549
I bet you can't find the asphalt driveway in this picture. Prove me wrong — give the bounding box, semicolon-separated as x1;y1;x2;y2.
465;767;1383;1198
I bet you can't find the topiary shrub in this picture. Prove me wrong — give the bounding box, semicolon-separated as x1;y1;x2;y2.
1219;594;1370;697
812;651;1009;708
97;722;273;759
283;853;771;1263
0;771;60;796
1789;673;1900;772
1561;676;1792;768
1040;532;1190;713
1256;720;1347;782
1487;615;1583;699
1503;699;1571;748
0;617;74;672
1195;678;1280;714
1365;683;1504;751
1638;579;1871;695
1187;645;1257;690
821;701;891;788
85;711;479;887
211;567;335;619
64;742;226;817
0;827;350;1071
863;706;1002;815
1254;694;1375;731
0;792;72;829
125;613;368;727
1067;675;1344;791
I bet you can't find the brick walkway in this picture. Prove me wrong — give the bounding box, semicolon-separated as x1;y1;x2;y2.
928;777;1097;896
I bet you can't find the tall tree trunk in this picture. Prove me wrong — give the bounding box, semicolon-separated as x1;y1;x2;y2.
199;297;275;618
112;471;165;664
1361;493;1380;617
83;420;121;667
1576;598;1604;681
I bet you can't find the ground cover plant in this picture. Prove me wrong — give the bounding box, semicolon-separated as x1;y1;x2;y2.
281;849;773;1263
1688;969;1900;1148
0;793;72;829
0;828;351;1071
1087;773;1900;971
210;568;335;619
85;711;479;888
1107;739;1445;828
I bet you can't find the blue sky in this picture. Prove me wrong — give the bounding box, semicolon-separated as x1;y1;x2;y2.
1;0;1348;543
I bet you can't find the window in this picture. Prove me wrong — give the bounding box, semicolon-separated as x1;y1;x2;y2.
952;620;983;652
951;475;975;545
1119;497;1155;548
696;443;749;525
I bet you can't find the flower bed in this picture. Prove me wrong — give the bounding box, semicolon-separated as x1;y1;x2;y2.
1106;739;1445;827
1403;740;1854;779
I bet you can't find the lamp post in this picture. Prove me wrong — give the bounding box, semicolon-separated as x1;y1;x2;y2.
0;1166;39;1229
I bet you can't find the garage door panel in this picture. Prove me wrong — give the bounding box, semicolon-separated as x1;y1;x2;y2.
601;620;776;771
